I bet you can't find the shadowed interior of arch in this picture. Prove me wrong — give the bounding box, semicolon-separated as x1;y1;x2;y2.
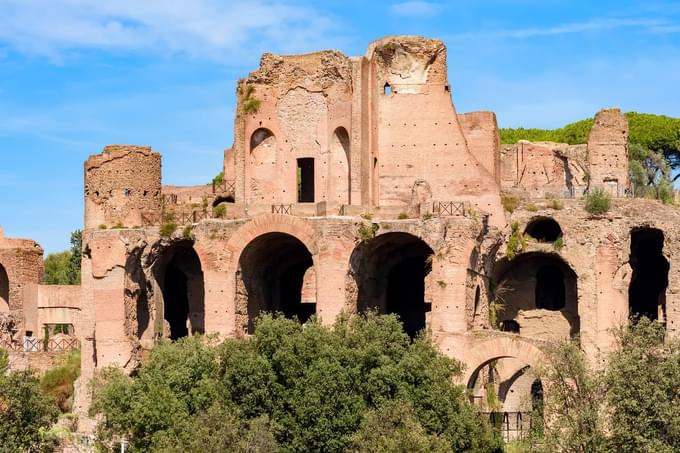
524;217;562;243
239;232;315;333
352;232;433;338
0;263;9;312
153;242;205;340
493;252;579;338
629;228;669;321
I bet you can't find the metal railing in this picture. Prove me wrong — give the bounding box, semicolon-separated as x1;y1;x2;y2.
1;337;80;353
212;179;235;195
433;201;466;217
272;204;293;215
484;411;533;442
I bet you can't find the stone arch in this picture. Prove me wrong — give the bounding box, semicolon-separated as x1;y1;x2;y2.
249;128;277;201
0;262;8;312
329;127;350;205
524;216;562;243
237;233;315;333
493;252;579;339
463;336;546;389
150;240;205;340
350;231;434;338
226;215;319;334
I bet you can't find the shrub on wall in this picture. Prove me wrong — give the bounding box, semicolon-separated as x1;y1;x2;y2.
584;188;611;215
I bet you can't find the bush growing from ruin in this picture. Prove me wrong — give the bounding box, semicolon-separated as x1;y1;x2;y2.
40;350;81;413
159;222;178;237
213;203;227;219
547;198;563;210
357;222;379;242
501;194;519;213
91;314;502;452
398;212;409;219
506;222;525;260
584;188;611;215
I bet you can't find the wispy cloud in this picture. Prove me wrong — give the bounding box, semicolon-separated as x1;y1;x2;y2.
0;0;345;62
390;1;442;17
448;18;677;40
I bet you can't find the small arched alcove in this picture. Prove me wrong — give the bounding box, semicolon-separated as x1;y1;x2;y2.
0;263;9;312
249;128;277;201
351;232;433;338
329;127;350;204
629;228;669;322
238;232;315;333
152;241;205;340
525;217;562;243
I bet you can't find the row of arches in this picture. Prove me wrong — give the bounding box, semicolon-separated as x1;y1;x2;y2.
249;127;351;204
149;220;671;343
152;231;434;341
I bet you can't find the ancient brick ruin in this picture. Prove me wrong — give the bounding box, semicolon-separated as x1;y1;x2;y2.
2;36;678;436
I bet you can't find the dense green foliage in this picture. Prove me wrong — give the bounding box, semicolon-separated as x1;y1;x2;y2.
43;230;82;285
43;251;72;285
0;369;60;452
92;314;502;452
500;118;594;146
584;187;611;215
531;318;680;453
40;351;81;413
605;319;680;452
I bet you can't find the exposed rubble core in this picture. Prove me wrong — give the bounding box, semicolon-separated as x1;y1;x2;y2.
3;36;679;438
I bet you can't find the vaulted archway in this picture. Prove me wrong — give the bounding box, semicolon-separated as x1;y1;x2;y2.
329;127;350;204
351;232;433;338
152;241;205;340
238;232;316;333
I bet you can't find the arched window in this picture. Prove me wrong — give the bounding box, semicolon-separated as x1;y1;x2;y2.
525;217;562;243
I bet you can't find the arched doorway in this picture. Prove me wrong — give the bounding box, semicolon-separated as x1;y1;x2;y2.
629;228;669;322
238;232;315;333
329;127;350;204
0;263;8;312
351;232;433;338
153;242;205;340
492;252;579;339
467;357;544;442
524;217;562;243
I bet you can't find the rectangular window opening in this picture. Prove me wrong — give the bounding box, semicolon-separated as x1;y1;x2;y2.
297;158;315;203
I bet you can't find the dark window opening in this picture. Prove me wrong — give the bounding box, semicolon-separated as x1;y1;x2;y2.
525;217;562;243
239;232;315;334
297;158;315;202
383;82;392;95
353;232;433;338
444;85;450;92
159;245;205;341
629;228;668;321
0;264;8;311
500;319;520;333
535;265;565;310
212;195;234;207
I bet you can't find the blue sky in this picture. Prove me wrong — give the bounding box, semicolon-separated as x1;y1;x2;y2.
1;0;679;253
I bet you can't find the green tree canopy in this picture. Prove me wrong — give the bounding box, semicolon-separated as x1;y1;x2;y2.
92;314;502;452
43;230;81;285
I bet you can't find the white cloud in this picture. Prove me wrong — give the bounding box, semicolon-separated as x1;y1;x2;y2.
390;1;442;17
0;0;345;61
447;18;677;40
